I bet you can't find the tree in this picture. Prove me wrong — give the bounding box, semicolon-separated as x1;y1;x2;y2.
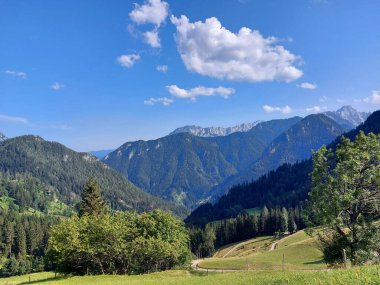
79;178;108;217
48;210;189;274
309;132;380;265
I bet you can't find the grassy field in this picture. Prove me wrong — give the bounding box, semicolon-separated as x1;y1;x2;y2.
200;230;326;271
1;266;380;285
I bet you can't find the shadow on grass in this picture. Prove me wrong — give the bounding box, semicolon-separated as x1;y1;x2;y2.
19;275;71;284
304;259;325;265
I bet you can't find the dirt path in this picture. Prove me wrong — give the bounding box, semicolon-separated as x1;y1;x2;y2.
222;242;242;258
269;241;278;251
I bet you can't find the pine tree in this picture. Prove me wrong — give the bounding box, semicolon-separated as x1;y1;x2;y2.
79;178;108;217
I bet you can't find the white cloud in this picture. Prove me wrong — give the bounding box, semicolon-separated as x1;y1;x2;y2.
305;106;325;113
51;82;65;91
5;70;27;79
263;105;293;114
0;114;28;124
166;85;235;101
156;65;168;73
129;0;168;26
170;15;303;82
117;54;140;68
144;97;173;106
336;99;345;103
297;82;317;90
129;0;169;48
363;90;380;104
319;96;328;103
143;30;161;48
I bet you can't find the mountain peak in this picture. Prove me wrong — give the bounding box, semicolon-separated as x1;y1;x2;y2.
323;106;370;130
170;121;262;137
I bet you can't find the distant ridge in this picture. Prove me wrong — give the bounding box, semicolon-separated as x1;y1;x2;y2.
170;122;262;137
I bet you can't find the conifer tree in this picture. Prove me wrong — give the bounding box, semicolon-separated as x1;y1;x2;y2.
79;178;108;217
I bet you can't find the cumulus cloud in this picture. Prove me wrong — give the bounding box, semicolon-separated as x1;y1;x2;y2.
51;82;65;91
170;15;303;82
117;54;141;68
130;0;168;26
0;114;29;124
363;90;380;104
297;82;317;90
129;0;169;48
156;65;168;73
144;97;173;106
166;85;235;101
4;70;27;79
263;105;293;114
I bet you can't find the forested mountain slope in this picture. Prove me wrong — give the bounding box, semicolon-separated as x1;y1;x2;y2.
186;110;380;225
208;114;346;198
0;135;186;216
103;117;302;208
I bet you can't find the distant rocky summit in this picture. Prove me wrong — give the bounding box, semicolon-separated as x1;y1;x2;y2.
170;122;262;137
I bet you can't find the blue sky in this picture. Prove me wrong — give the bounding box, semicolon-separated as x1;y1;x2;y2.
1;0;379;151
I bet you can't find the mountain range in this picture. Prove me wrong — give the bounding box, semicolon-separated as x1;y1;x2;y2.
103;106;368;209
0;105;371;214
0;135;187;216
186;109;380;225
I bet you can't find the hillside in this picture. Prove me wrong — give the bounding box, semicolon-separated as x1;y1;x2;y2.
199;230;324;271
209;114;345;198
0;135;187;216
103;117;301;208
187;110;380;225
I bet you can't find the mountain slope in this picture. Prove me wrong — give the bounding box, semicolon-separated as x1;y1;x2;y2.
209;114;346;198
0;135;187;216
324;105;370;130
104;117;302;208
186;110;380;225
169;122;261;137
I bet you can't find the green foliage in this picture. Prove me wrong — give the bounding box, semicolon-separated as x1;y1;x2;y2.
48;210;190;275
0;135;187;217
309;131;380;265
78;178;108;217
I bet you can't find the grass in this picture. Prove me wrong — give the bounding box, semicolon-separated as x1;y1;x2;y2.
214;236;273;258
1;266;380;285
200;230;326;271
